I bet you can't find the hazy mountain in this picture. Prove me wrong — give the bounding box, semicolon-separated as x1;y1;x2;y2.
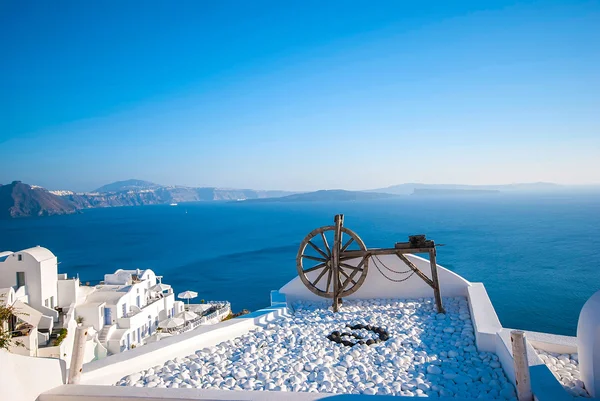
94;179;161;193
0;181;80;219
246;189;398;203
369;182;563;195
412;188;500;196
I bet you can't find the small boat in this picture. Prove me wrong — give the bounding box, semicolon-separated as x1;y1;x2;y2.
170;203;178;206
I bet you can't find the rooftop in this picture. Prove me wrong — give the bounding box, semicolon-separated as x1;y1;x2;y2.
116;297;515;399
20;246;56;262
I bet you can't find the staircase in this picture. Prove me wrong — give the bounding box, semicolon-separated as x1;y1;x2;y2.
98;324;114;343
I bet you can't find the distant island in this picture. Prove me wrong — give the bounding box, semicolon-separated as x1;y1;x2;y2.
411;188;500;196
1;178;595;219
0;179;295;219
245;189;398;203
368;182;563;195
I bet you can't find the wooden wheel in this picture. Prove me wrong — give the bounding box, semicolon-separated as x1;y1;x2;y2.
296;225;369;298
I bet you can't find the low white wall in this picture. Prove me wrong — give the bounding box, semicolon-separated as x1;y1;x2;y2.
495;329;574;401
280;254;471;304
39;384;491;401
467;283;502;352
526;330;578;355
0;350;66;401
80;305;290;386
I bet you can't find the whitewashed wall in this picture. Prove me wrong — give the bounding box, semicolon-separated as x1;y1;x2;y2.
0;350;65;401
280;254;470;304
79;306;290;386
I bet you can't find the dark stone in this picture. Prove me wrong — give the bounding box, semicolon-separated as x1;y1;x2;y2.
327;325;391;347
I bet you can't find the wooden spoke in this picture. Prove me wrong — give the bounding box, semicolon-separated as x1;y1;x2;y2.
303;262;327;273
307;240;329;259
340;237;355;253
301;254;327;262
325;268;333;293
341;269;361;290
312;266;329;286
338;268;357;287
320;232;331;257
340;262;363;272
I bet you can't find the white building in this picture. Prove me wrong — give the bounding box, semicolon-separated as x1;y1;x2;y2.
0;247;65;358
0;246;185;362
76;268;181;354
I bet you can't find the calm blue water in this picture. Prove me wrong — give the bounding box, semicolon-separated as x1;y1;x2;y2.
1;193;599;336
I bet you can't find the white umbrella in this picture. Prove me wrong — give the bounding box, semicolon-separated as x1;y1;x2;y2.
151;283;171;292
176;310;199;321
145;332;172;343
178;290;198;305
158;317;184;329
188;304;210;313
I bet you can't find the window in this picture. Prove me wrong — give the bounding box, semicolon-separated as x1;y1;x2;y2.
16;272;25;287
122;303;127;317
17;254;22;261
45;299;49;307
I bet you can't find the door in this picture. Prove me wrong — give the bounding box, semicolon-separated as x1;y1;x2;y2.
104;308;112;325
126;333;130;349
137;327;141;342
136;296;140;308
16;272;25;288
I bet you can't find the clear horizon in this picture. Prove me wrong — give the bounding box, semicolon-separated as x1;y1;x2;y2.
2;1;599;192
4;178;600;193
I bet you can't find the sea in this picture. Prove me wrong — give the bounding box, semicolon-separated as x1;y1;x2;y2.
1;192;599;336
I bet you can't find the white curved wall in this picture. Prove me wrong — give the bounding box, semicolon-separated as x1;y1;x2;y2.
0;350;65;401
280;254;470;304
577;289;600;397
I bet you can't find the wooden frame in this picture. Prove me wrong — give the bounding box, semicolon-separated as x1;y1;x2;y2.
296;214;445;313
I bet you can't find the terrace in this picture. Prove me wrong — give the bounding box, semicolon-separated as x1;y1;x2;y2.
115;297;515;398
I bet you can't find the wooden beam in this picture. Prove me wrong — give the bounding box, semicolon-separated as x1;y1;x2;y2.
332;214;343;312
396;254;434;288
341;247;437;259
429;248;445;313
68;325;88;384
394;242;435;250
511;330;533;401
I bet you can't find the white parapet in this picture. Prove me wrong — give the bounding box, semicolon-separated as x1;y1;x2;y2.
280;254;471;304
0;350;66;401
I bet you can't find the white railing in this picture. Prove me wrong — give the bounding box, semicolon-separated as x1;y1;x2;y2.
165;302;231;334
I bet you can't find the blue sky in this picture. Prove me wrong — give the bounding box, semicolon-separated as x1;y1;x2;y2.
1;0;599;191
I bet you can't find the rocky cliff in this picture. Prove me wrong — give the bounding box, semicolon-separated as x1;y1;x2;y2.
1;179;296;218
0;181;80;218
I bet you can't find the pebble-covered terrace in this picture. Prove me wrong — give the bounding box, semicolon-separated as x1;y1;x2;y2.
116;297;518;399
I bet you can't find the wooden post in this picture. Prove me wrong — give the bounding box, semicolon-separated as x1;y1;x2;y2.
332;214;343;312
68;325;88;384
511;330;533;401
429;248;445;313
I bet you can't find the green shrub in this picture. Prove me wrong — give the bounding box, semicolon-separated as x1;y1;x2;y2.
53;328;68;346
